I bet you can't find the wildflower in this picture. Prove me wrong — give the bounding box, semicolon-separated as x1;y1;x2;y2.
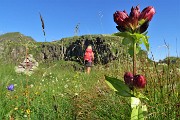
64;84;68;88
43;73;46;77
26;109;30;115
56;77;58;82
133;75;146;88
30;84;34;88
60;93;64;97
35;92;38;95
124;72;133;86
113;5;155;33
7;84;14;91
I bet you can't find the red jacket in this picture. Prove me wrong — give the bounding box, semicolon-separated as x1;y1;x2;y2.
84;48;94;62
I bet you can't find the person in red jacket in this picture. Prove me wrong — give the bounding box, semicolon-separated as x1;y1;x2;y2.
84;45;94;74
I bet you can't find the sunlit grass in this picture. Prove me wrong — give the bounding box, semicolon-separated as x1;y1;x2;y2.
0;58;179;119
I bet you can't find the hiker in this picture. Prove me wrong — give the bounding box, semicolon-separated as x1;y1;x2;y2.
84;45;94;74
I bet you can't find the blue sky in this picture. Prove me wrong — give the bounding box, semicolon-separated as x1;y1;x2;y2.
0;0;180;61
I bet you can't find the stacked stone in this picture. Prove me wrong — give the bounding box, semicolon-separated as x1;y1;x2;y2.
15;54;38;74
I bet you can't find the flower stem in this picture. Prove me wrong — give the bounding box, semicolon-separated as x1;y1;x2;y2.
133;40;136;76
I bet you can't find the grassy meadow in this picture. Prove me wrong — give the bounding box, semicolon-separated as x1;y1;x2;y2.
0;55;179;120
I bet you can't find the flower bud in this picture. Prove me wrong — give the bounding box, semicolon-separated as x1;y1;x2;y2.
113;11;129;26
139;6;156;21
113;11;129;32
124;72;133;85
133;75;146;88
129;5;140;27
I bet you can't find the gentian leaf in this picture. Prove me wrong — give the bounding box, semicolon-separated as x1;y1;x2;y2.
114;32;132;38
131;97;147;120
128;46;134;57
122;38;133;45
141;35;149;51
105;75;134;97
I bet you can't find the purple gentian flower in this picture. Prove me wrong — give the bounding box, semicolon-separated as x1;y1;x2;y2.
113;5;155;33
124;72;133;86
133;75;146;88
7;84;14;91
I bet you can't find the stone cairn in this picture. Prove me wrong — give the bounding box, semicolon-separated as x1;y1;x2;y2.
15;54;38;75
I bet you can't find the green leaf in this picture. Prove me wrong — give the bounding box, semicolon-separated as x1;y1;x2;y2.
128;46;134;57
132;33;150;51
114;32;150;53
141;105;148;116
131;97;141;108
131;106;140;120
122;38;133;45
131;97;148;120
131;106;147;120
114;32;132;38
105;76;134;97
128;45;140;57
135;92;149;101
141;35;149;51
136;45;141;54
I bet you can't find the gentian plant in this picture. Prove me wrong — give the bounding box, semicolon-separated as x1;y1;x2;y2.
105;5;155;119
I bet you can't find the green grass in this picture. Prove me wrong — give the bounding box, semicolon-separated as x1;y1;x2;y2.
0;59;179;119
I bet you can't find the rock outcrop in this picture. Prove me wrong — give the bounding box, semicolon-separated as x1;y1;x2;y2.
0;33;125;65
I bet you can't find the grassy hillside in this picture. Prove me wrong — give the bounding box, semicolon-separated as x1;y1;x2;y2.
0;32;35;43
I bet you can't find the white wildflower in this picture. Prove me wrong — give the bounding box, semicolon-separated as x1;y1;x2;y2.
64;84;68;88
30;84;34;88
